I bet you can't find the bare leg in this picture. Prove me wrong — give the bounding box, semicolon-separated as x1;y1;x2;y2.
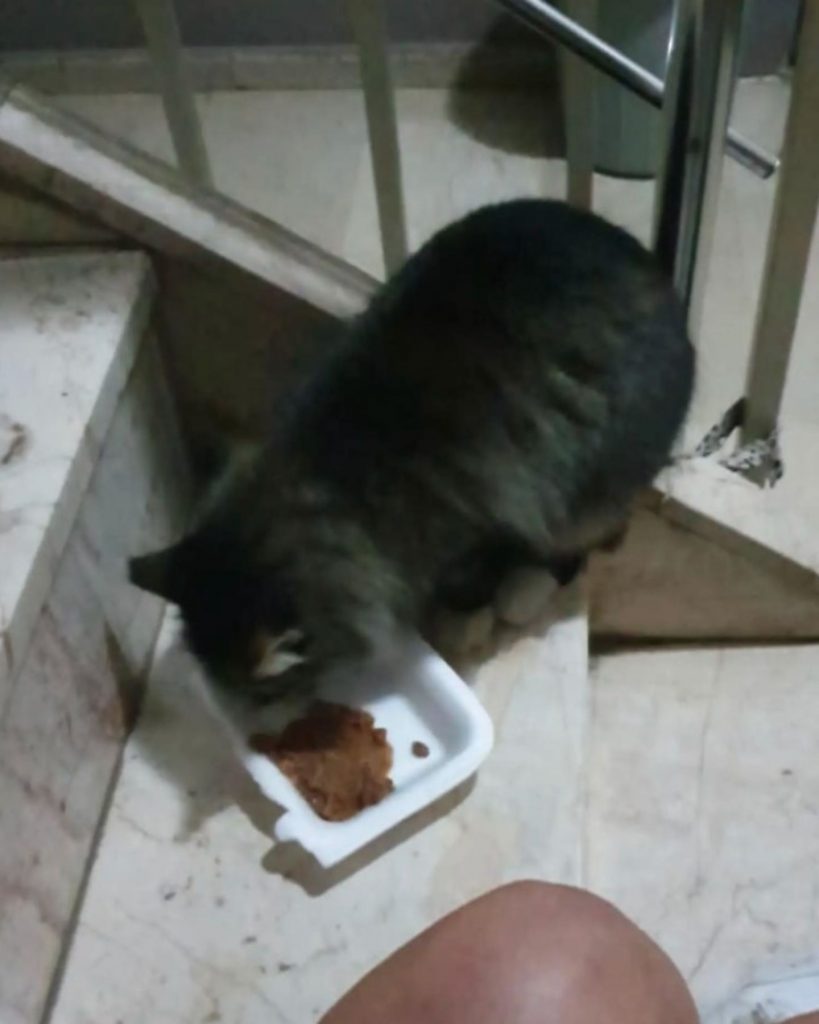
321;882;698;1024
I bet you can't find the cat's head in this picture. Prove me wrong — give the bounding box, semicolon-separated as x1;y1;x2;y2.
129;521;398;702
129;533;314;702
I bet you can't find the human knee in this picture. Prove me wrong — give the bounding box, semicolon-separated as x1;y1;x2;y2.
474;881;637;947
470;882;698;1024
320;883;619;1024
322;882;698;1024
412;882;651;1003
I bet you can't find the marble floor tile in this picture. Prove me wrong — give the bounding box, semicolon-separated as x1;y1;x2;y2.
50;594;589;1024
50;614;819;1024
341;88;567;278
585;644;819;1021
57;91;368;261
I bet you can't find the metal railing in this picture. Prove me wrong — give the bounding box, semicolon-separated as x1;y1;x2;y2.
132;0;816;485
133;0;212;188
742;0;819;458
499;0;777;179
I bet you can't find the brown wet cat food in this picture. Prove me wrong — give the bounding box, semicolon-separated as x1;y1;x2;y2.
250;702;393;822
412;741;430;759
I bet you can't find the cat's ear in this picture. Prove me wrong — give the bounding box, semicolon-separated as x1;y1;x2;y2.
252;629;308;679
128;544;185;604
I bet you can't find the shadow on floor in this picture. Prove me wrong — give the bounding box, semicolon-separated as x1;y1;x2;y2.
261;778;476;898
446;19;567;160
131;632;281;842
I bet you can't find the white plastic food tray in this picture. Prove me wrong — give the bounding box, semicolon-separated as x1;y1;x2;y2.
216;635;494;868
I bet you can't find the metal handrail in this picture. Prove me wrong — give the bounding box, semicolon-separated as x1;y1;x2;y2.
497;0;778;180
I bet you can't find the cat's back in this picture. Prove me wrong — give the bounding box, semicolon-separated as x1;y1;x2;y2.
291;199;691;502
431;199;650;274
366;199;661;330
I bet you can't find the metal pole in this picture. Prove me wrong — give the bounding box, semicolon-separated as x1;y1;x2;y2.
133;0;212;188
495;0;777;180
742;0;819;450
652;0;743;329
561;0;596;209
346;0;408;276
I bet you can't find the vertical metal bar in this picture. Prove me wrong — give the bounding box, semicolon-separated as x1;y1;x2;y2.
346;0;408;276
742;0;819;446
561;0;596;209
651;0;743;330
133;0;212;188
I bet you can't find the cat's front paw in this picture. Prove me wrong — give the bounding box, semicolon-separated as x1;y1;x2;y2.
427;605;496;666
494;566;559;627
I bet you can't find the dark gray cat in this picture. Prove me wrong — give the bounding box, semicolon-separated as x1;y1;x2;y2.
131;200;694;699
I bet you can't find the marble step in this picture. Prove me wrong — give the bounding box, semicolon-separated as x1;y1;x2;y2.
0;251;191;1024
588;416;819;643
48;590;590;1024
0;251;150;691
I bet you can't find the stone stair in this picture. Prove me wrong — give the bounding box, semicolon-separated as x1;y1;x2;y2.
0;250;190;1024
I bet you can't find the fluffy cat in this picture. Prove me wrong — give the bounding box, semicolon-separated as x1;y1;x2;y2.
131;199;694;700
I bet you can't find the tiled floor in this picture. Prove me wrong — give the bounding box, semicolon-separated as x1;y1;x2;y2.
48;82;819;1024
588;646;819;1022
51;598;593;1024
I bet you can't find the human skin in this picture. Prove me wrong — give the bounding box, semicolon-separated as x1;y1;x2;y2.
321;881;700;1024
